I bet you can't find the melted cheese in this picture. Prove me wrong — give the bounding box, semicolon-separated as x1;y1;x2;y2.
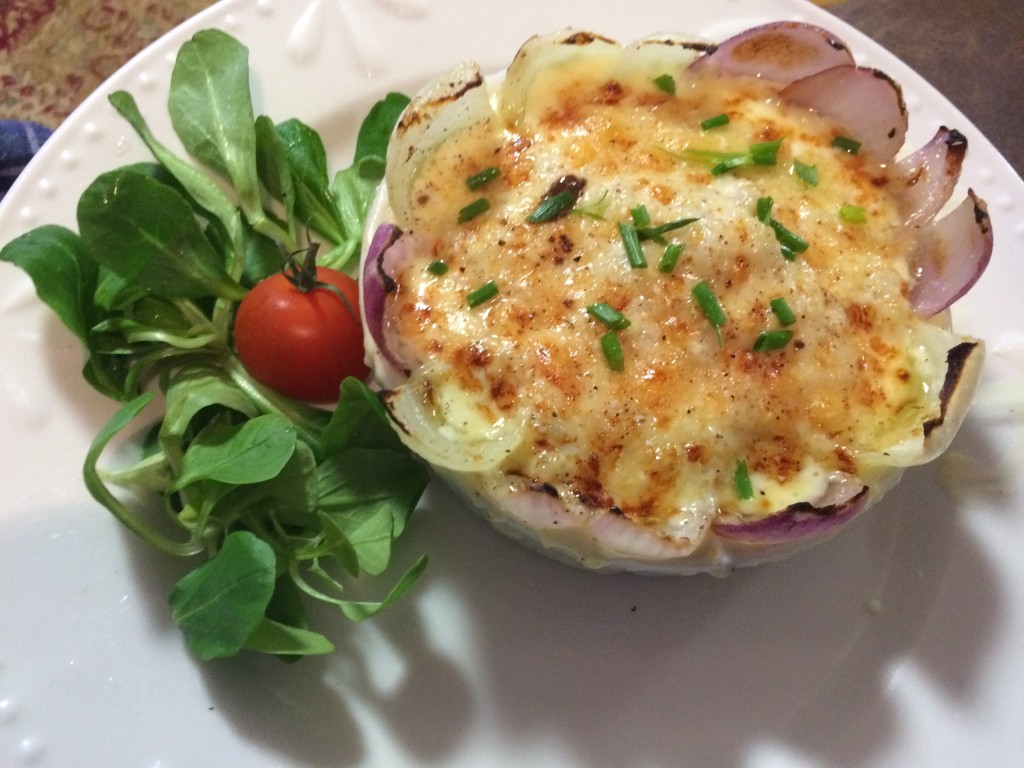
380;49;941;551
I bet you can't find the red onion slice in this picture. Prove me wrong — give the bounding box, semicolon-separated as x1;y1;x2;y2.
361;222;407;374
910;190;993;317
689;21;854;84
893;126;968;227
713;487;869;544
781;65;908;165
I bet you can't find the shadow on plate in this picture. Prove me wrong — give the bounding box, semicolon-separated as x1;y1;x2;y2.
115;406;1007;768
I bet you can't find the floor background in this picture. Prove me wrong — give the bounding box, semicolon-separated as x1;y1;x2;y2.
1;0;1021;173
1;1;213;127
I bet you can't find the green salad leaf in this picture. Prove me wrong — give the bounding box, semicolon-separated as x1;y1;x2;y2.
0;28;422;661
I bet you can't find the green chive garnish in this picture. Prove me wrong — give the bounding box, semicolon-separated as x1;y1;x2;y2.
458;197;490;223
769;219;809;256
692;280;726;345
734;459;754;500
753;329;795;352
839;204;867;223
618;221;647;268
527;189;576;223
710;155;751;175
426;260;449;276
682;138;782;175
749;138;782;165
832;135;862;155
756;198;808;260
587;302;631;331
630;204;652;229
653;74;676;95
793;159;818;186
658;243;684;273
600;330;625;372
467;280;499;308
638;217;700;245
571;189;610;220
769;296;797;326
701;113;730;130
466;166;501;190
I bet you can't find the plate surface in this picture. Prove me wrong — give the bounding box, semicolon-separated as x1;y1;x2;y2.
2;1;1022;766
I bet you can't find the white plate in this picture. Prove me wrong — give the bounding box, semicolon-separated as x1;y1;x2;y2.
2;1;1022;766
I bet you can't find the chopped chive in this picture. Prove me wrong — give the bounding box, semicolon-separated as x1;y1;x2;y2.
618;221;647;268
653;73;676;95
839;203;867;223
458;197;490;223
466;166;501;190
638;217;700;244
753;329;795;352
692;280;726;345
587;302;631;331
792;159;818;186
779;244;798;262
756;196;774;223
701;113;730;130
769;219;809;255
832;134;862;155
769;296;797;326
734;459;754;500
571;189;610;220
658;242;684;273
466;280;499;308
710;155;751;175
678;148;747;164
426;259;449;276
630;204;652;229
527;188;576;223
600;330;625;371
749;138;782;165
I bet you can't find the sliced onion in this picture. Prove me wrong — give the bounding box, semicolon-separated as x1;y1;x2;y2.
781;65;907;165
713;486;869;544
495;480;590;530
498;29;621;127
587;509;701;559
610;32;709;81
383;365;527;473
361;222;409;379
689;21;854;84
910;189;993;317
385;60;493;226
893;126;968;227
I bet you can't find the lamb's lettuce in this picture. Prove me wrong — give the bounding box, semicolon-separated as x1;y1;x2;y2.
0;28;420;660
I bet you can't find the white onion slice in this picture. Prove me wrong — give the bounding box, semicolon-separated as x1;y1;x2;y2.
385;60;493;227
586;510;701;559
610;32;709;80
498;29;621;127
382;365;527;473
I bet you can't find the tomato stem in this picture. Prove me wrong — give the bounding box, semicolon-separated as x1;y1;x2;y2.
280;242;360;323
282;242;322;293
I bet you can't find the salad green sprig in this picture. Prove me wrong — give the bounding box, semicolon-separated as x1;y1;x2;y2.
0;29;423;660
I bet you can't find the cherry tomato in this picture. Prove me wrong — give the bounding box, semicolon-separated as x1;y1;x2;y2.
234;266;370;402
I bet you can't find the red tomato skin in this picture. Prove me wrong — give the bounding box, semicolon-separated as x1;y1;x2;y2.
234;268;370;402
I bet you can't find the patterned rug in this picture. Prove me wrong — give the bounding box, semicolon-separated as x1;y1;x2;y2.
1;0;216;127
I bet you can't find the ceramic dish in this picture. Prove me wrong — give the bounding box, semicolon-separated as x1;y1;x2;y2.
1;1;1022;765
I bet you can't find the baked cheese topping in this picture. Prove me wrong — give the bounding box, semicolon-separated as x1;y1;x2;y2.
380;40;946;550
